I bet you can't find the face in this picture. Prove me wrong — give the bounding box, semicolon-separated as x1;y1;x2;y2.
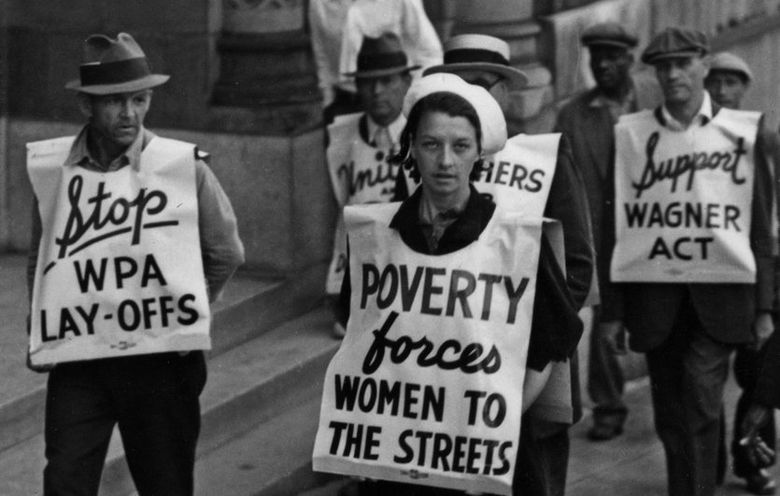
654;55;709;105
80;89;152;149
356;72;411;126
453;70;510;115
588;45;633;91
412;111;480;201
704;71;748;109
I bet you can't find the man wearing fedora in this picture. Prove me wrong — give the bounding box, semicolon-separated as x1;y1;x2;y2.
601;27;775;496
704;51;779;494
554;22;662;443
26;33;244;495
325;32;417;337
410;33;594;496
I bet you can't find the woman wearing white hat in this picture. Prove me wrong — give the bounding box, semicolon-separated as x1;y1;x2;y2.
320;73;583;495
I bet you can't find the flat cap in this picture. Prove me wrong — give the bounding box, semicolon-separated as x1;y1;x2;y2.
709;51;753;82
581;22;638;48
641;27;709;64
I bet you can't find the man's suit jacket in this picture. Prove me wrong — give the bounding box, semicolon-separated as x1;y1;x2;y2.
755;328;780;408
554;73;662;302
599;101;775;352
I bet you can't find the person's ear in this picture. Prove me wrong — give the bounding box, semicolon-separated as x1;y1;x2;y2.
77;93;93;119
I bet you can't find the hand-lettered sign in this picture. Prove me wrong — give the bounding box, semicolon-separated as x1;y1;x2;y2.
27;136;211;365
611;108;760;283
314;203;543;495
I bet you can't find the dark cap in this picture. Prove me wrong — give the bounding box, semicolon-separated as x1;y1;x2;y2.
641;27;710;64
343;32;420;79
581;22;638;49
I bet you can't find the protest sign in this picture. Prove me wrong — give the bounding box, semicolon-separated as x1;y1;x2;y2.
314;203;542;495
476;133;558;213
326;112;401;294
27;136;211;365
611;108;759;283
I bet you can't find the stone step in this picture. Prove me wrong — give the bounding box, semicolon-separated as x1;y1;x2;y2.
192;385;336;496
102;305;341;495
0;305;341;495
0;261;326;466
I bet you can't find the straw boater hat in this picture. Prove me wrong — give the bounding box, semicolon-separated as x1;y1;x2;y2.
343;32;420;79
403;73;507;155
709;52;753;83
65;32;169;95
423;34;528;90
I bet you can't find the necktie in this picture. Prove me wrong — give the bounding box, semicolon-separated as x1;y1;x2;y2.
373;126;392;150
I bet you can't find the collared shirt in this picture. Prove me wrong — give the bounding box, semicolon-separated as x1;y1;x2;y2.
416;187;468;252
589;86;638;123
338;0;443;92
309;0;354;106
28;125;245;304
660;90;713;131
65;124;146;172
365;113;405;151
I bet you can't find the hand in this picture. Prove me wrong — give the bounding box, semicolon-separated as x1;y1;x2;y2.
740;404;776;468
26;349;55;373
600;320;627;355
751;312;775;351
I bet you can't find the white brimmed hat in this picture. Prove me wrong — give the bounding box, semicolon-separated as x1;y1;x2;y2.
709;51;753;83
403;73;507;155
423;34;528;90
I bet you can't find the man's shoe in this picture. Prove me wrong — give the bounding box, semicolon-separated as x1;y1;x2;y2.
587;423;623;441
742;469;776;495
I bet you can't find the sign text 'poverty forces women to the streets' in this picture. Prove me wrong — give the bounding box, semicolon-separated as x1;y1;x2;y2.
313;202;544;496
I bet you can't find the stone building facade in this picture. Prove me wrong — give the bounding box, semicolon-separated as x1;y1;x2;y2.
0;0;779;279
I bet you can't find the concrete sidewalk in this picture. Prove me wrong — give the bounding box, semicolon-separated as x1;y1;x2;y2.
568;374;780;495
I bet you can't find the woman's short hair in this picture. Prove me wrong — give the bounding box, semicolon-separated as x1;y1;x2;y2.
391;91;485;183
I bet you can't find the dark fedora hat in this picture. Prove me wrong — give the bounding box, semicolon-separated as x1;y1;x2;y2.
65;32;169;95
343;32;420;79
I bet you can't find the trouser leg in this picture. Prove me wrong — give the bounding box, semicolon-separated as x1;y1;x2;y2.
731;346;777;476
645;308;732;496
43;362;116;496
647;337;691;496
682;328;732;496
112;352;206;496
513;416;569;496
587;306;627;429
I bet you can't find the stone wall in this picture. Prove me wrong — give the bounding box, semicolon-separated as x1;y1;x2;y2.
0;0;335;276
4;0;222;131
4;119;334;276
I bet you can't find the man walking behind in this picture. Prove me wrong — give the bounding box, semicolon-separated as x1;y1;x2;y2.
554;22;661;442
602;27;775;496
26;32;244;496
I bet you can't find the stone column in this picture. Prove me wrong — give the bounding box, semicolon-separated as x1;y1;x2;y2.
447;0;554;133
213;0;320;135
222;0;306;34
